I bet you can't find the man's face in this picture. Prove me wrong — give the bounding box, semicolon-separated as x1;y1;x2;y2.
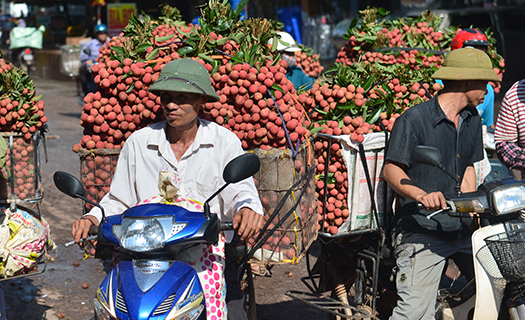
160;91;205;128
97;32;108;43
466;80;488;107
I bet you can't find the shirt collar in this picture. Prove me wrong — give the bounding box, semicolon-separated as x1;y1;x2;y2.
430;96;476;128
147;119;216;149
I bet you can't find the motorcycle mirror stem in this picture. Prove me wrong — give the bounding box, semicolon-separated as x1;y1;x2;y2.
78;195;108;222
203;183;230;219
411;145;461;195
53;171;107;221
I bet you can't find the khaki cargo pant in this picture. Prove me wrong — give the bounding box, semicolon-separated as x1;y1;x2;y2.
390;231;473;320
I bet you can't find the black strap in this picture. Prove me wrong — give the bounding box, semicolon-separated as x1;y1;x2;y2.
154;76;207;96
358;143;382;233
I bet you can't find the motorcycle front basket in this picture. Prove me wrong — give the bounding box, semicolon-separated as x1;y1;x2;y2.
485;229;525;282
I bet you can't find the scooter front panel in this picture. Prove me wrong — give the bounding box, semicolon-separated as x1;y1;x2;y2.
97;260;206;319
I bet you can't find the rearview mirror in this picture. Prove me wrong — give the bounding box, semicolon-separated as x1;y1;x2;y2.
411;145;442;167
223;153;260;184
54;171;86;198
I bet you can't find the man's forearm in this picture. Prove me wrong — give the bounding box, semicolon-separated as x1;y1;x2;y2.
384;161;426;202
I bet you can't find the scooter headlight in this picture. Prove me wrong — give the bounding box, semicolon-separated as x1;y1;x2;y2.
493;185;525;215
112;216;176;252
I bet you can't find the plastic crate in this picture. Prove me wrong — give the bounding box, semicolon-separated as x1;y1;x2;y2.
59;45;81;77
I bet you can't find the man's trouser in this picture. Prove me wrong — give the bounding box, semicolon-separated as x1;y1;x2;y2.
225;242;248;320
389;231;473;320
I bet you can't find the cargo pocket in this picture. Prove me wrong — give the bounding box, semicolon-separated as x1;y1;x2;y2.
394;243;416;289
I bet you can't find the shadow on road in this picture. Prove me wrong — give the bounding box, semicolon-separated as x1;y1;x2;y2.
58;112;82;119
256;299;329;320
4;277;51;319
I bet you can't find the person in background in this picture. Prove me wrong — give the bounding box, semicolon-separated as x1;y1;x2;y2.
450;28;496;128
15;15;25;28
79;24;108;94
494;79;525;179
268;31;315;91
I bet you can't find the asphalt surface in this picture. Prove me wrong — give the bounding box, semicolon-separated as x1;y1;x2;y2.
1;72;329;319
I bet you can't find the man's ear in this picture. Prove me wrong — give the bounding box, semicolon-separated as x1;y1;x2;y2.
200;96;209;104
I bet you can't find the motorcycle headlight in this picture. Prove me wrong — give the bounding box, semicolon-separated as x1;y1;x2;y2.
493;185;525;215
112;216;179;252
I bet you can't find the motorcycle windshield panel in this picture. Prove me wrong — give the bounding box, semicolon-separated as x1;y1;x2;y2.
97;260;206;319
101;203;208;246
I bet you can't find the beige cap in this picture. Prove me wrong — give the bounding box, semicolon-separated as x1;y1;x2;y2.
432;48;500;82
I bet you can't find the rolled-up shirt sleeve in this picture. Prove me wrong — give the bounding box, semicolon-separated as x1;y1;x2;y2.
496;140;525;170
385;115;416;166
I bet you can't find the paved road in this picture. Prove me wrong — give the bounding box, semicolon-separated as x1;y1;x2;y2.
2;77;329;320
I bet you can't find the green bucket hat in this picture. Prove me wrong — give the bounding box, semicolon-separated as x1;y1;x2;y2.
148;58;220;102
432;48;501;82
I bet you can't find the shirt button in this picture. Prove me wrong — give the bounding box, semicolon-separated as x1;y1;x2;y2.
457;175;460;179
457;153;460;158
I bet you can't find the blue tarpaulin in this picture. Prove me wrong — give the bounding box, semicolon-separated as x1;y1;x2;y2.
277;6;302;44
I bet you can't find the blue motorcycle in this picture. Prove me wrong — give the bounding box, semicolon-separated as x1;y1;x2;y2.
55;153;261;320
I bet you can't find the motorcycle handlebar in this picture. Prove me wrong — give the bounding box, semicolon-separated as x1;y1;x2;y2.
64;225;99;248
418;202;452;219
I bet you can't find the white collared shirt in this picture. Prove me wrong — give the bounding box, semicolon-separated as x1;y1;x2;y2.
86;119;263;242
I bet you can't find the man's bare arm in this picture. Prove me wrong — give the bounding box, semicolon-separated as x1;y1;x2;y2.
384;160;447;211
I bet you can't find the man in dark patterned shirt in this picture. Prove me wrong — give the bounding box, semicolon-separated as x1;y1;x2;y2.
384;48;500;320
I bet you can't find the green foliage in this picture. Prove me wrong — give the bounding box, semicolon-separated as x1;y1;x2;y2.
157;4;185;26
0;65;41;123
343;7;448;51
321;59;435;124
112;13;156;62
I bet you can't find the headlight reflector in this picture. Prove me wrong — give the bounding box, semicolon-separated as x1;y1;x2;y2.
112;217;173;252
493;185;525;215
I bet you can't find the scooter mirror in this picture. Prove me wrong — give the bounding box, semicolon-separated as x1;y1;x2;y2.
411;145;442;167
223;153;260;184
53;171;86;198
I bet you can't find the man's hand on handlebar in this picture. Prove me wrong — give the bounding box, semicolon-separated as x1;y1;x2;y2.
71;215;99;255
416;191;447;212
233;208;263;242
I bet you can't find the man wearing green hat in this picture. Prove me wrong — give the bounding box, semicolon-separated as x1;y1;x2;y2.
383;48;501;320
72;58;264;320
